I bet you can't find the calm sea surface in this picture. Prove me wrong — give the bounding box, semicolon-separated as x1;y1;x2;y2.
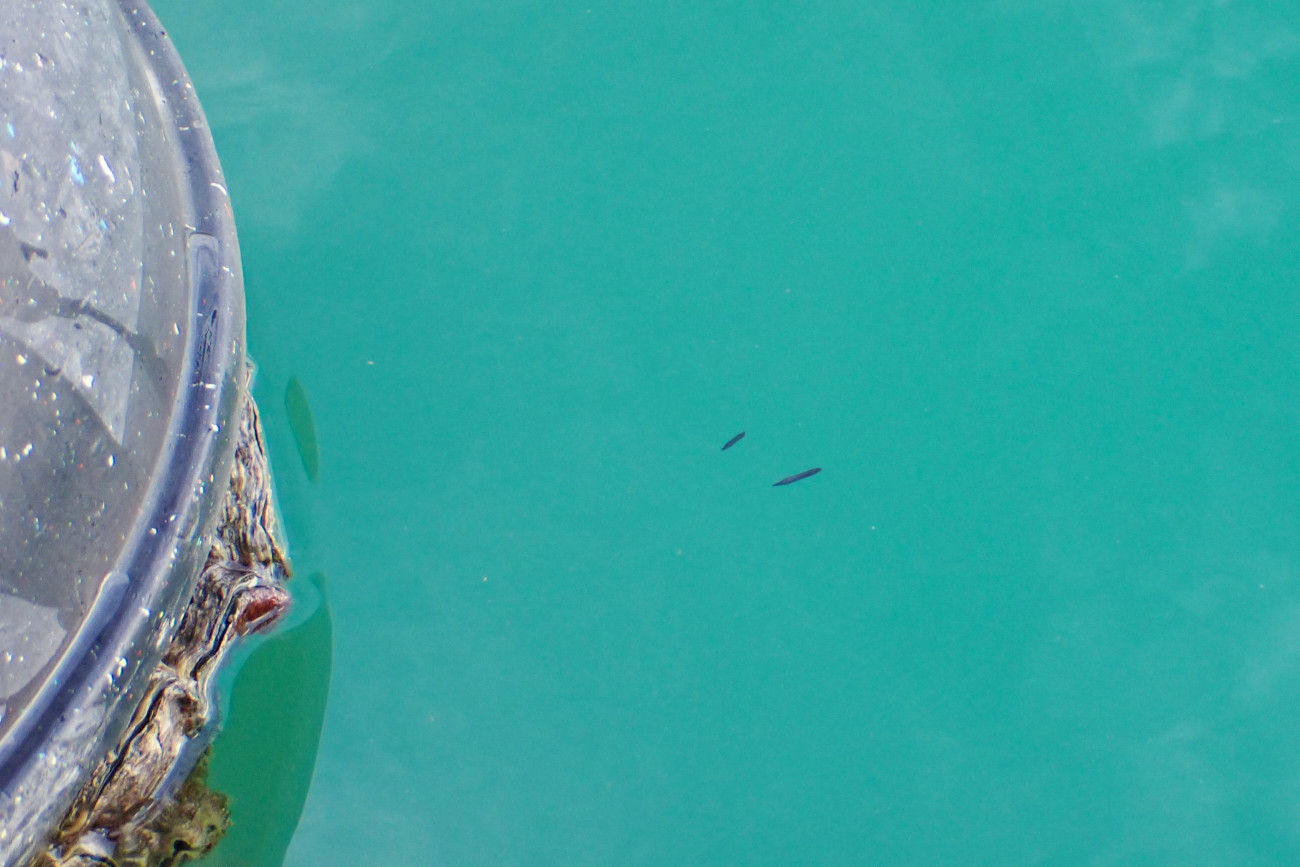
155;1;1300;864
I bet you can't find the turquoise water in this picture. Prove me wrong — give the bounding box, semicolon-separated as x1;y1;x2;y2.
156;2;1300;864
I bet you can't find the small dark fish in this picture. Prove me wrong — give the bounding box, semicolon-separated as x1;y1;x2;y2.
285;376;320;482
721;431;745;451
773;467;821;487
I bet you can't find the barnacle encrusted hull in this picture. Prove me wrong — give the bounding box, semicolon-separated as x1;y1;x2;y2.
31;387;291;867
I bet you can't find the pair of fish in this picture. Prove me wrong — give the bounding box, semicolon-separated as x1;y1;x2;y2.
721;432;822;486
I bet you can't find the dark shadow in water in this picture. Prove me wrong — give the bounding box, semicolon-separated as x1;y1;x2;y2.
203;570;333;867
284;376;320;482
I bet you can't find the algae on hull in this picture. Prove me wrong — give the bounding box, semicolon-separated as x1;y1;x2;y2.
32;386;291;867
